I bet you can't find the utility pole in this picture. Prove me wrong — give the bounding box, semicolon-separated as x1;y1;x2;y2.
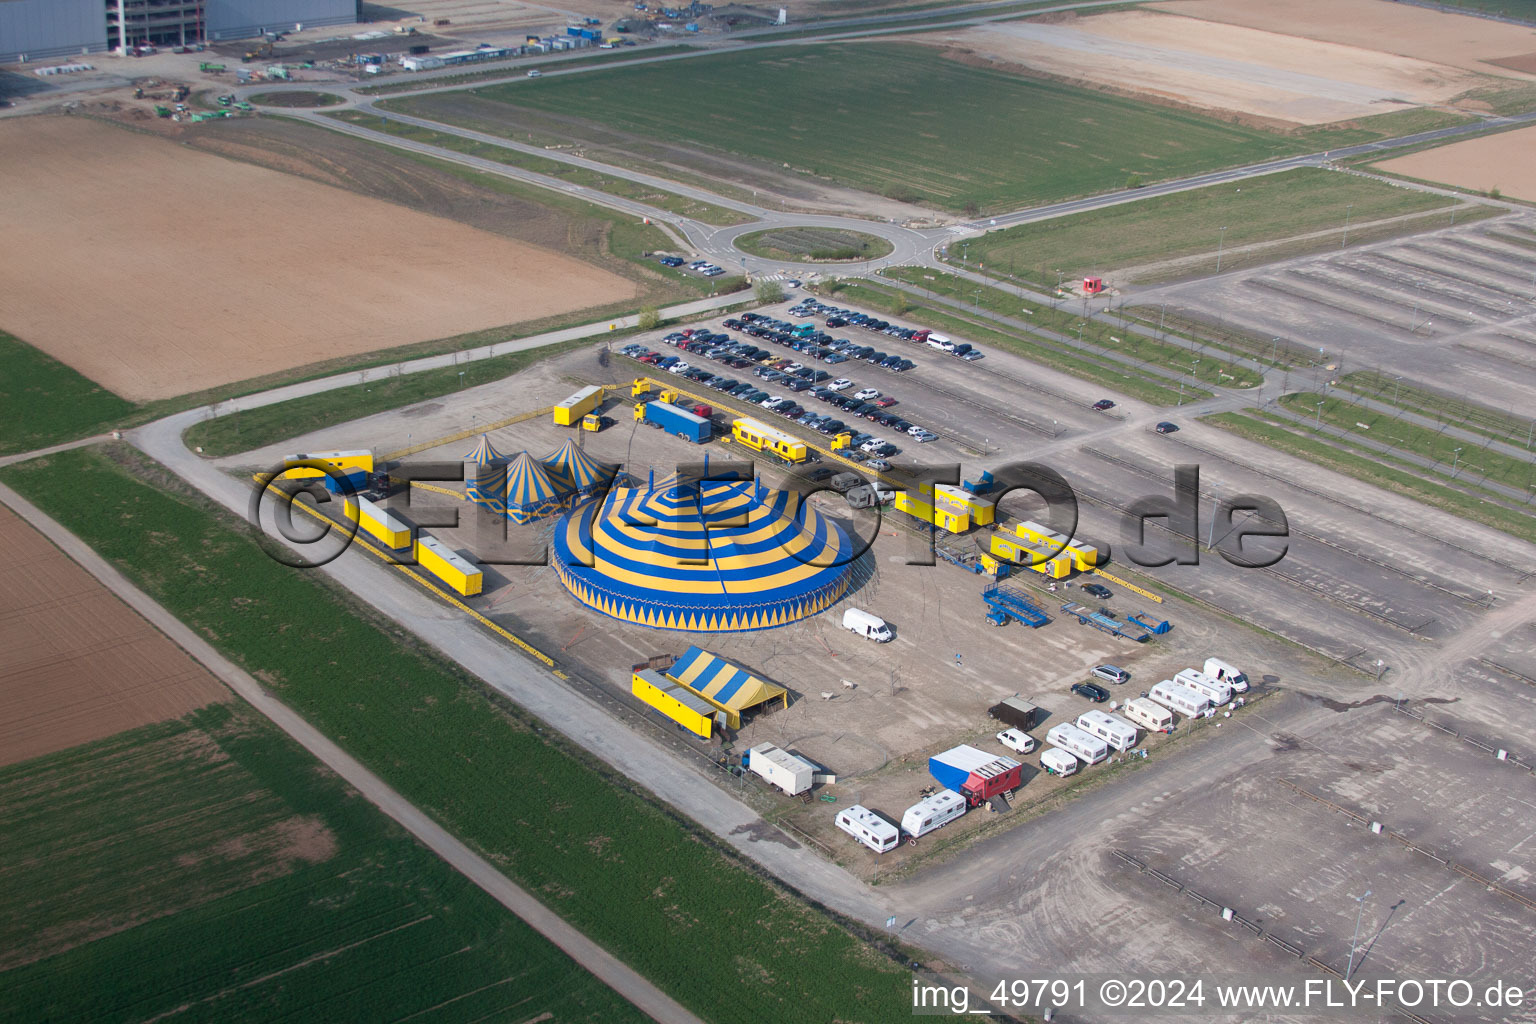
1346;891;1372;982
1206;488;1219;550
1215;225;1228;272
1341;203;1354;248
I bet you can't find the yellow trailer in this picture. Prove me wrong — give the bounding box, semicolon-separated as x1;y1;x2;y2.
414;534;483;596
895;486;935;521
344;494;411;550
991;534;1073;578
731;417;807;463
934;507;970;533
553;385;604;426
282;449;374;482
1015;519;1100;570
632;668;715;739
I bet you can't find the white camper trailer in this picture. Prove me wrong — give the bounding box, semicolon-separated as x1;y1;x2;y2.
1148;679;1212;719
1076;709;1138;752
900;789;967;840
1121;697;1174;733
745;742;814;796
1175;668;1232;706
1045;722;1109;765
836;805;899;853
841;607;893;642
1203;657;1250;692
1040;747;1078;777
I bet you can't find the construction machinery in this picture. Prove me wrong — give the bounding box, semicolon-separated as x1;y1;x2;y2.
199;62;226;72
242;41;273;62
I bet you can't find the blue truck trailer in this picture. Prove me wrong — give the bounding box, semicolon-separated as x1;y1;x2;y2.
636;400;712;443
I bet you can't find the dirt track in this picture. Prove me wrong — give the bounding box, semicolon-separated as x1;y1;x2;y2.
1373;124;1536;202
0;116;637;401
0;501;227;766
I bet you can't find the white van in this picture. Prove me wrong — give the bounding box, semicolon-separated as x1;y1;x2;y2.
1175;668;1232;707
842;607;892;642
1040;747;1078;777
900;789;967;840
836;805;899;853
1148;679;1211;719
1203;657;1250;693
925;334;955;353
1076;709;1138;752
1122;697;1174;733
1045;722;1109;765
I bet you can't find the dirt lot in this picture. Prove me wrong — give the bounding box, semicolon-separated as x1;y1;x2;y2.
1373;124;1536;202
913;10;1481;125
0;115;637;401
0;502;227;767
1151;0;1536;80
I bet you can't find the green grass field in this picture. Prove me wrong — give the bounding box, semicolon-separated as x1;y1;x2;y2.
356;45;700;95
407;42;1308;213
0;704;640;1023
0;446;914;1023
736;226;894;261
0;330;137;456
1202;410;1536;546
960;168;1459;285
1334;370;1536;446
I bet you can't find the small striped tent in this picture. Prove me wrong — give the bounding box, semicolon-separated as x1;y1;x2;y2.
542;438;616;496
665;646;788;729
464;434;508;513
504;451;571;525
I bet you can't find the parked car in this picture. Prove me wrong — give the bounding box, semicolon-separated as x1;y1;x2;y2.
828;378;854;392
1155;421;1179;433
1071;681;1110;703
852;387;881;401
1093;399;1116;411
864;459;891;471
874;396;898;408
996;728;1037;755
1091;665;1130;685
1081;582;1112;600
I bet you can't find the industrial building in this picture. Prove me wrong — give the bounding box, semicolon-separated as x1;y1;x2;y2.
0;0;358;63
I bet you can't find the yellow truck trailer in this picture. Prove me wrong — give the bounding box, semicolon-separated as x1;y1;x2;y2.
632;668;715;739
990;533;1073;579
343;494;411;550
732;417;807;463
414;534;483;596
553;385;604;426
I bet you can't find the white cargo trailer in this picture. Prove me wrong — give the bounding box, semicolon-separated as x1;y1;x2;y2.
900;789;967;839
1045;722;1109;765
836;805;899;853
1148;679;1211;719
1076;709;1138;752
1203;657;1250;692
1040;747;1078;777
746;742;814;796
1121;697;1174;733
1175;668;1232;706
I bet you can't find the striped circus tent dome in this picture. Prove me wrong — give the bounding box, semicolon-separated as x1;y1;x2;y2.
505;451;572;525
542;438;617;495
465;434;509;512
552;473;854;632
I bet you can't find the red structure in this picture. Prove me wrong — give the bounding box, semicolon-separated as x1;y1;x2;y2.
1082;276;1105;295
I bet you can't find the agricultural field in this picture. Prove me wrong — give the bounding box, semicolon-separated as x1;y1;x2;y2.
395;42;1310;213
0;446;914;1024
0;330;135;455
959;168;1461;286
0;705;640;1023
1372;123;1536;201
736;226;894;261
0;116;636;401
0;503;227;765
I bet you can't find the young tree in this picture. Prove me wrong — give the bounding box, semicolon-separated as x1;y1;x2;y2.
754;280;785;304
637;305;661;330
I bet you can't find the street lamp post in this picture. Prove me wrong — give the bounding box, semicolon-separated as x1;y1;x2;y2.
1392;375;1404;407
1215;226;1228;272
1315;399;1325;430
1341;203;1354;248
1451;447;1464;478
1346;891;1373;981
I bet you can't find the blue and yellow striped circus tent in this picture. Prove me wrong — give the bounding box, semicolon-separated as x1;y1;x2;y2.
552;473;854;632
505;451;572;525
542;438;616;496
464;434;509;513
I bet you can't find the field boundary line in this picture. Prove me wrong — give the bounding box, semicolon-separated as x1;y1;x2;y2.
0;480;699;1024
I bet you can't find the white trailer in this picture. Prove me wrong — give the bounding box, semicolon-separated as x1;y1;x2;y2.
1040;747;1078;777
1045;722;1109;765
1076;709;1138;752
836;805;899;853
1175;668;1232;706
1121;697;1173;733
746;742;814;796
900;789;967;840
1148;679;1211;719
1203;657;1250;693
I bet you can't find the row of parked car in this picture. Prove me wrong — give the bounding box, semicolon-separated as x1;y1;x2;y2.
655;255;726;277
790;299;985;362
726;312;918;372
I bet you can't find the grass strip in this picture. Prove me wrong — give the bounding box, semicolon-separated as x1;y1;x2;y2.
0;330;138;456
0;445;914;1024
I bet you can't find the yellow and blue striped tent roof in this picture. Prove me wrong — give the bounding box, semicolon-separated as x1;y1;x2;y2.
551;474;853;632
464;434;507;465
543;438;616;493
505;451;569;513
666;646;787;726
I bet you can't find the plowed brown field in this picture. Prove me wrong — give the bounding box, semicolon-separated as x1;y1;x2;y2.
0;502;227;765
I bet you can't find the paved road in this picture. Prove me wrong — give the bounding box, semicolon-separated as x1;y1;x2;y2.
0;479;705;1024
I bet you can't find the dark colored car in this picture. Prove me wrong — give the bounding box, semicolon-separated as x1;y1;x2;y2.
1081;582;1112;600
1156;421;1179;434
1071;681;1110;703
1093;399;1116;411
